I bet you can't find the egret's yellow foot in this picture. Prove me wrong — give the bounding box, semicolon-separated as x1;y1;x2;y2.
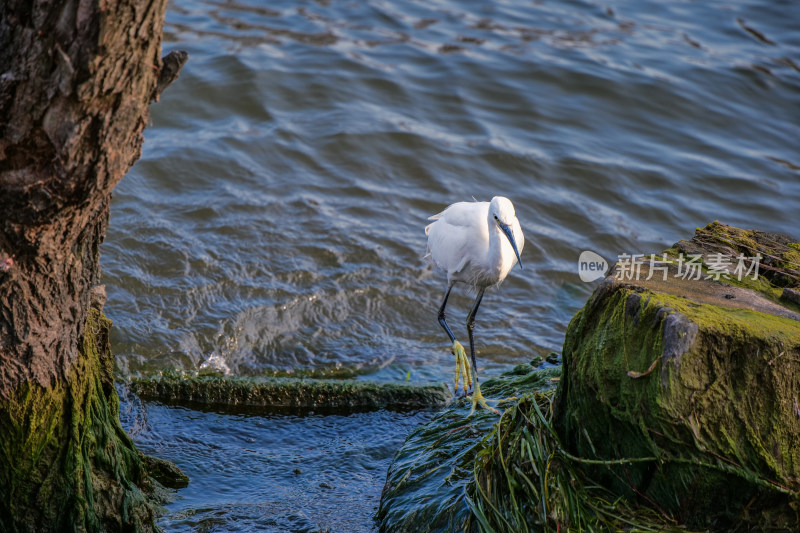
452;340;472;395
467;381;500;416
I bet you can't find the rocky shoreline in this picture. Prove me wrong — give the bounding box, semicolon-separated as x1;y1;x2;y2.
378;222;800;531
127;222;800;531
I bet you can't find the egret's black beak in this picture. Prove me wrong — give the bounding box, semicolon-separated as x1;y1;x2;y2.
497;220;523;269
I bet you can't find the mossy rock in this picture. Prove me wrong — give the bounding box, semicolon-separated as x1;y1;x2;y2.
673;221;800;290
130;374;451;414
376;362;560;532
139;452;189;490
554;223;800;530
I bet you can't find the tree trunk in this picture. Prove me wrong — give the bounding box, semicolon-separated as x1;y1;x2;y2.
0;0;183;530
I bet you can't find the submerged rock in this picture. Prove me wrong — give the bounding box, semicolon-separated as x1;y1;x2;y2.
131;374;451;414
555;222;800;529
139;452;189;489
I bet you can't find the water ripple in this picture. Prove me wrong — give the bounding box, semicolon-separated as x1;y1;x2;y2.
107;0;799;423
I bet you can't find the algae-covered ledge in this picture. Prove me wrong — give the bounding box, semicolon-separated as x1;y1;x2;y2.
130;373;451;414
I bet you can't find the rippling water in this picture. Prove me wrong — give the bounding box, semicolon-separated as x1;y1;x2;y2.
106;0;800;529
120;387;431;532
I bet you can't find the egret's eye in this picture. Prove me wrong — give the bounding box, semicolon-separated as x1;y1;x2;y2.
493;214;498;220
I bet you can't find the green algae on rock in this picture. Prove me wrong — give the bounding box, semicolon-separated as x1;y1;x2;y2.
469;388;679;532
674;221;800;293
554;223;800;530
130;374;451;414
376;361;560;532
0;309;162;532
379;362;678;533
139;452;190;490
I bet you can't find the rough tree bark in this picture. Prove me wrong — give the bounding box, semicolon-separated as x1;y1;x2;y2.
0;0;185;530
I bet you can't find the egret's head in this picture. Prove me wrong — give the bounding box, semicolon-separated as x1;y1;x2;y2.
489;196;516;225
489;196;523;269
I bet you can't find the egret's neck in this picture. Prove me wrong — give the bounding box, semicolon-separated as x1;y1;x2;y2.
487;215;516;278
487;217;503;253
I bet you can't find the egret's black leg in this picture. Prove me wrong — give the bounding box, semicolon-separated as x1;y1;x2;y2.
466;287;486;378
465;287;499;415
437;282;457;343
438;282;471;395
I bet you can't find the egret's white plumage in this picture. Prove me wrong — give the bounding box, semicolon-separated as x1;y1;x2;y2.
425;196;524;415
425;196;524;288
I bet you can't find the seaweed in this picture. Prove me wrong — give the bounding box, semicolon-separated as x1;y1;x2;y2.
0;309;161;532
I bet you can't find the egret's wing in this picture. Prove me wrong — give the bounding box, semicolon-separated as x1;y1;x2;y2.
424;220;436;236
434;202;486;229
427;220;471;273
425;202;489;277
425;209;447;237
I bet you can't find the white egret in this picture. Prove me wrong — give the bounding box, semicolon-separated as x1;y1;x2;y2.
425;196;524;415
